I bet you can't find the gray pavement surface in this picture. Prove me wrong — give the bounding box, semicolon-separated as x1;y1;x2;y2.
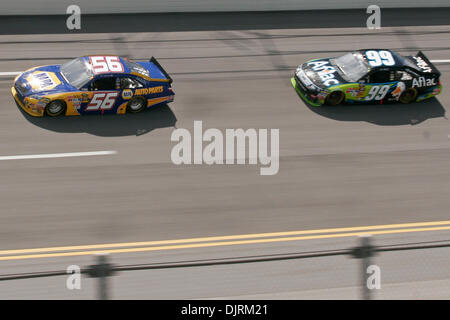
3;0;450;15
0;25;449;299
2;8;450;35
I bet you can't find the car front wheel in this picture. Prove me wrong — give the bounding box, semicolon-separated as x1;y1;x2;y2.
45;100;66;117
325;91;344;106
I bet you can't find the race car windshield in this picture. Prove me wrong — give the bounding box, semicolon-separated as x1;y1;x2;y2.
60;58;93;89
331;52;369;82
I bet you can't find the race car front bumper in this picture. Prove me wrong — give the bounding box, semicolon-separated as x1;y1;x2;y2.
11;86;44;117
291;76;321;107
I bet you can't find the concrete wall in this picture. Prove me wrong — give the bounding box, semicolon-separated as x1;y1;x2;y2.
1;0;450;15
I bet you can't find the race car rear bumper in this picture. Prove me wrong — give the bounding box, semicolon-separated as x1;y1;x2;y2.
416;83;443;102
11;86;44;117
291;76;321;107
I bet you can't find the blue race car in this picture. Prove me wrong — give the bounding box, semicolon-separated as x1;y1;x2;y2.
12;55;174;117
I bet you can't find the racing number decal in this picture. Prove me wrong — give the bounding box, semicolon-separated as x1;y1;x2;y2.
90;56;124;74
366;50;395;67
86;92;119;111
365;85;390;101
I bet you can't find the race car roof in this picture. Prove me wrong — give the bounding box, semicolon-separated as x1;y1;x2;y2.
79;55;168;81
357;49;418;70
81;55;132;74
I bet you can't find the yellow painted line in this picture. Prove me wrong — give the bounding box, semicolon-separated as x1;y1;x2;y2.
1;220;450;257
0;225;449;261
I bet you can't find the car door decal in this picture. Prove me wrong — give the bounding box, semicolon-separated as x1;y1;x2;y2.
364;85;390;101
85;92;119;111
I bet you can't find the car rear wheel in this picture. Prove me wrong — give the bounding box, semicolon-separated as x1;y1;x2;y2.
399;88;418;104
127;97;147;113
325;91;344;106
45;100;66;117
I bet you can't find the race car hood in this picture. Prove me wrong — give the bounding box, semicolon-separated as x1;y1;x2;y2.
13;65;77;98
297;59;348;89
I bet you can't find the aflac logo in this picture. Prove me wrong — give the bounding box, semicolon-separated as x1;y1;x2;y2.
413;77;436;88
307;60;339;86
413;56;432;73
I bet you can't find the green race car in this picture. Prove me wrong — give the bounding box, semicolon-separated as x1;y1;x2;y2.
292;49;442;106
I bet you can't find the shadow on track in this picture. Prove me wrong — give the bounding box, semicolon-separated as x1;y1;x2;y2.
302;98;447;126
18;104;177;137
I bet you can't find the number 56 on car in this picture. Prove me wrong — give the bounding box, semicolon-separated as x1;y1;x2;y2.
11;55;174;117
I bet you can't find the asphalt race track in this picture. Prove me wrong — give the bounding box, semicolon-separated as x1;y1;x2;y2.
0;13;450;298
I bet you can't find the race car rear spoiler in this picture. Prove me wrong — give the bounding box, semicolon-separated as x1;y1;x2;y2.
150;56;173;84
415;51;441;76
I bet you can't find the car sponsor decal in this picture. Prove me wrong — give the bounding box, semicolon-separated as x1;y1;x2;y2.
135;86;164;95
72;98;82;109
307;60;339;86
81;93;90;103
26;71;61;91
122;89;133;99
67;95;82;109
412;56;432;73
391;82;406;100
345;84;366;99
36;97;50;108
412;77;437;88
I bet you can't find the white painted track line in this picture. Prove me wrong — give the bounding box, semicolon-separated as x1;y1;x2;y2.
0;150;117;161
0;72;21;76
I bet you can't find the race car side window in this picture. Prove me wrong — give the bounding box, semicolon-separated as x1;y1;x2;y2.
89;77;119;91
120;77;144;89
394;70;413;81
368;70;391;83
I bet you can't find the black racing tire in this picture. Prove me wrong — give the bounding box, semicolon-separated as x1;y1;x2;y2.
399;88;418;104
325;91;345;106
126;97;147;113
45;100;66;117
